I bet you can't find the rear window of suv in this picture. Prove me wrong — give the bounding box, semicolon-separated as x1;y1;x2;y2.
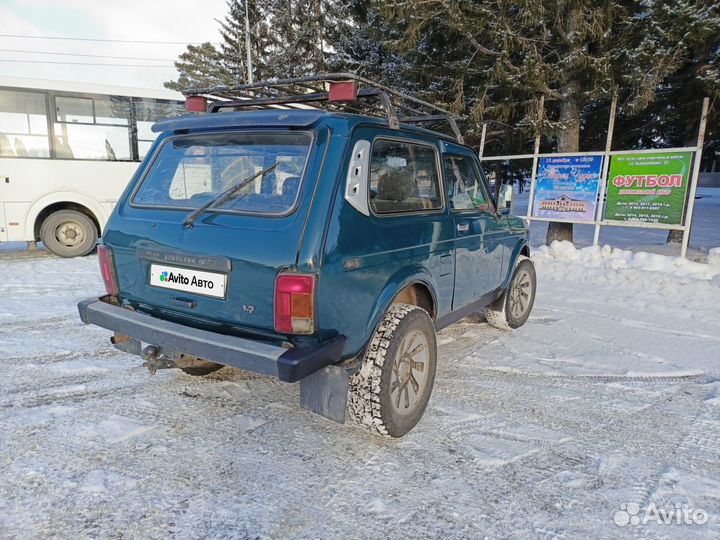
131;131;311;215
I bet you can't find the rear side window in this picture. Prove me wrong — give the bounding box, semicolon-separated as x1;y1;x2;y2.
132;131;311;215
443;155;492;212
369;139;442;214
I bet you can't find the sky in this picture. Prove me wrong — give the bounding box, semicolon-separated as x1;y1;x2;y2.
0;0;228;90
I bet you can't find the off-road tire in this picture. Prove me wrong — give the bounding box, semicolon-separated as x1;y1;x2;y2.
180;360;224;377
485;255;536;330
347;304;437;438
39;210;97;258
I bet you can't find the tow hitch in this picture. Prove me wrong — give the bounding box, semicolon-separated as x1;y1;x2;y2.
135;342;210;375
107;333;221;375
141;345;178;374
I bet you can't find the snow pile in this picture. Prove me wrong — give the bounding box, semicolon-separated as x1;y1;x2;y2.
708;247;720;268
534;241;720;282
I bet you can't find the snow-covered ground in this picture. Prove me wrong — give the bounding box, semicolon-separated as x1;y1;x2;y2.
1;242;719;539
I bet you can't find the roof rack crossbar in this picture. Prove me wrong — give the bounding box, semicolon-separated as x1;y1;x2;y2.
185;73;464;143
208;87;398;124
364;88;399;130
295;81;391;118
397;115;465;144
185;73;456;115
208;87;383;112
208;91;327;112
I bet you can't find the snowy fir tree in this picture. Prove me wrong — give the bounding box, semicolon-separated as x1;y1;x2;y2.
217;0;273;83
167;0;353;88
163;42;234;91
167;0;719;245
381;0;719;243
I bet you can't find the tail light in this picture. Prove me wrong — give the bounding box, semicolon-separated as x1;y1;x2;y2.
97;244;119;296
274;274;315;334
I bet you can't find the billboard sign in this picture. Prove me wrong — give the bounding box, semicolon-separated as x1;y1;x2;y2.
604;152;692;225
531;155;603;221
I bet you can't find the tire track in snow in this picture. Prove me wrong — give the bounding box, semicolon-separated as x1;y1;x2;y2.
424;321;714;539
540;304;720;342
0;347;126;367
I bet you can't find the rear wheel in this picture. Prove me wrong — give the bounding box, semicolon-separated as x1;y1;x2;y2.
39;210;97;258
347;304;437;438
485;255;536;330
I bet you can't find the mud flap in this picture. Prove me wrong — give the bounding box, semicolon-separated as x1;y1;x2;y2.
299;365;353;424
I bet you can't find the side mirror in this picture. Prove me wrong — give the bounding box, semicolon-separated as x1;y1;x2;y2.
498;184;512;214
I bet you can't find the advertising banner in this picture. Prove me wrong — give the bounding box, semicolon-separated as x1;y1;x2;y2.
604;152;692;225
531;155;603;221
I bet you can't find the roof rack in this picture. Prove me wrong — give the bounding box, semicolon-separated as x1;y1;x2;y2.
183;72;465;144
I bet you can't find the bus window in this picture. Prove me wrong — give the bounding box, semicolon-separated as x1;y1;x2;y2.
54;95;131;160
55;96;94;123
134;99;185;159
0;90;50;158
95;99;130;126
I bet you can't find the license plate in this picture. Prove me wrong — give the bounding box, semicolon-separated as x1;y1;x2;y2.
149;264;226;299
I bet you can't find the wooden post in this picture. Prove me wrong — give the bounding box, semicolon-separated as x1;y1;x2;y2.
525;95;544;223
680;97;710;258
593;94;618;246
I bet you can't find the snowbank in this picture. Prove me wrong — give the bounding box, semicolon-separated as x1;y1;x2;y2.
708;247;720;267
534;241;720;282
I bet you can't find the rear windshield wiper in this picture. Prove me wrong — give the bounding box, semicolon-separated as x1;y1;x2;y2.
182;162;279;229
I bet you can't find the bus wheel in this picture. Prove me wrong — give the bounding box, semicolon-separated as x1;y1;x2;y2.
40;210;98;258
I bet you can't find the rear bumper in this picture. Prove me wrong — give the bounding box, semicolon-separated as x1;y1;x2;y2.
77;296;346;383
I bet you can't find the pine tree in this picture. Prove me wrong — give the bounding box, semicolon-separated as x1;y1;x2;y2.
167;0;355;88
330;1;421;95
328;1;385;76
381;0;719;245
217;0;272;83
617;0;719;244
164;43;234;91
264;0;353;78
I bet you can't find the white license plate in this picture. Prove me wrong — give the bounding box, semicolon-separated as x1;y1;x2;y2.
149;264;227;299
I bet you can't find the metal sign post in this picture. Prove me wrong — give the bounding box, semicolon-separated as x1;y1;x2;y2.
525;95;544;223
592;94;617;246
680;97;710;258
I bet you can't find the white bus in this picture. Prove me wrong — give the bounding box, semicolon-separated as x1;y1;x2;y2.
0;76;185;257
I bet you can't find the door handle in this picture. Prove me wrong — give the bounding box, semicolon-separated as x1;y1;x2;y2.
457;223;469;233
170;297;197;309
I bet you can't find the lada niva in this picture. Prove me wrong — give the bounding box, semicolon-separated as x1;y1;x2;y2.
78;74;535;437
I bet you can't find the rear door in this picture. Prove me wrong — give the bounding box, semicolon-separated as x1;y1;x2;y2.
442;149;505;309
363;133;455;316
107;129;321;334
317;127;456;332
